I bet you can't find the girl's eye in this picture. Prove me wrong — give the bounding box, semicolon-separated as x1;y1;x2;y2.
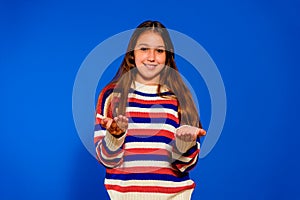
140;47;149;51
156;49;165;53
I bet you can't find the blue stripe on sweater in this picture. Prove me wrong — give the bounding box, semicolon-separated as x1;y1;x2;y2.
129;117;178;127
106;172;190;182
130;89;175;97
128;102;177;110
124;154;170;162
94;124;105;131
125;135;172;144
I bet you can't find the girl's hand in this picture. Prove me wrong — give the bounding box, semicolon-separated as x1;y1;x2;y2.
112;115;129;133
100;115;128;136
175;125;206;142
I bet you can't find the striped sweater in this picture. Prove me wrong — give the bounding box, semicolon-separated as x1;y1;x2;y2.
94;81;200;200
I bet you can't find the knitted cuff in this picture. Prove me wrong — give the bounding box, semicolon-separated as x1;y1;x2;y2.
175;138;196;153
104;130;126;151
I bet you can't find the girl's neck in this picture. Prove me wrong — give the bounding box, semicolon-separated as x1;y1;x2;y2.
134;80;159;88
135;81;159;86
134;74;161;86
134;78;160;86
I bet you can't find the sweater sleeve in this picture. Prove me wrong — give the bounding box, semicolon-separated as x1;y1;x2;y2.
169;97;200;173
94;84;125;168
172;136;200;173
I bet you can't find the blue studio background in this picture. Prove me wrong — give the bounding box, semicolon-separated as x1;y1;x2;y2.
1;0;299;199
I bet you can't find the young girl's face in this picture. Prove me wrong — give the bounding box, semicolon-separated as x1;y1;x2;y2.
134;31;166;84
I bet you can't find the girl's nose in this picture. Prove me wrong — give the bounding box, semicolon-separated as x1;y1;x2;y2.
147;49;155;62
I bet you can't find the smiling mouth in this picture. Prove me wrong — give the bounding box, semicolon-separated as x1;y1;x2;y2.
144;64;157;70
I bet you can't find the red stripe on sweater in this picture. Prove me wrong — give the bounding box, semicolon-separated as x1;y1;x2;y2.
128;98;178;106
96;84;115;115
97;154;120;167
124;148;170;156
106;167;180;176
94;136;103;144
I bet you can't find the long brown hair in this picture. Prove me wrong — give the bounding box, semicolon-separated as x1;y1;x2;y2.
108;20;202;128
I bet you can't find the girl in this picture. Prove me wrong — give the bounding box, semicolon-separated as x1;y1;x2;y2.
94;20;206;200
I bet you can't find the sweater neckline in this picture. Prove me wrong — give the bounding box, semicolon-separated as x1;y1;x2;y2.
132;81;171;94
132;81;159;93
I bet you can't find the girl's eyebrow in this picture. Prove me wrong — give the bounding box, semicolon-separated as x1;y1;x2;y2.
136;43;165;48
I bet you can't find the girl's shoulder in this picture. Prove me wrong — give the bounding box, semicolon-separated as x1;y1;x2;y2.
101;83;117;94
97;83;117;104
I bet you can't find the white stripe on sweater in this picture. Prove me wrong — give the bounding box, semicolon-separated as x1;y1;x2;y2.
124;142;172;151
128;123;176;133
126;107;178;118
122;160;171;168
94;130;106;137
128;93;174;101
105;179;194;187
